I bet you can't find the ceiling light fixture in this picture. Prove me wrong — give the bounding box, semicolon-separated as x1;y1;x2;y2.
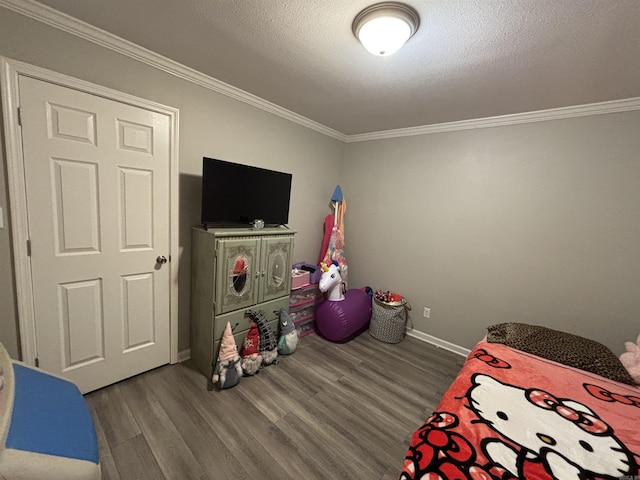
352;2;420;57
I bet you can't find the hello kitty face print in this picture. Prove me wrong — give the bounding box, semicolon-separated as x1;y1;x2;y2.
467;374;636;479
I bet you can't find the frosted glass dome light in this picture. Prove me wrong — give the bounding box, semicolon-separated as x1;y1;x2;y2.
353;2;420;57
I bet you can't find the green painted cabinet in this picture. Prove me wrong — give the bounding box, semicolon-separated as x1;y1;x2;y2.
190;227;295;385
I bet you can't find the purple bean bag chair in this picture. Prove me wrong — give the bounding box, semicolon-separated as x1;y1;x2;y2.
315;289;372;342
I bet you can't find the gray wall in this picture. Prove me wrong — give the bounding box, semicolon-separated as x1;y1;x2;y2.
0;7;344;357
0;146;18;359
343;111;640;354
1;6;638;361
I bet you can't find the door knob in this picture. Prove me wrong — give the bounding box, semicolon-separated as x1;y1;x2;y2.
156;255;168;264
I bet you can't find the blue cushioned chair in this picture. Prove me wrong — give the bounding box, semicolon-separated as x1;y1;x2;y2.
0;343;100;480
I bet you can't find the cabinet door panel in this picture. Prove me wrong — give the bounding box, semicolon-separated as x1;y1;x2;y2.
215;238;260;314
212;296;288;343
260;236;293;303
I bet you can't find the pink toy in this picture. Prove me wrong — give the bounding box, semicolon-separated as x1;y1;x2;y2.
619;334;640;384
319;186;349;286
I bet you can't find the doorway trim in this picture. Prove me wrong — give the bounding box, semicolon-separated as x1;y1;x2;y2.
0;56;180;365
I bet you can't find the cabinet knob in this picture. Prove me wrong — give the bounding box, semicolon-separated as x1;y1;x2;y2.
156;255;168;265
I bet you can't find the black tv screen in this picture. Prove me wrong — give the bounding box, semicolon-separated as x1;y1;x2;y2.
201;157;292;227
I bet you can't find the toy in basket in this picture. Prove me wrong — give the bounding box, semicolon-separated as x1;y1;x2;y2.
369;290;411;343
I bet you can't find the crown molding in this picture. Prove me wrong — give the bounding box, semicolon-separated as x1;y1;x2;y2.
3;0;638;145
345;96;640;143
0;0;347;142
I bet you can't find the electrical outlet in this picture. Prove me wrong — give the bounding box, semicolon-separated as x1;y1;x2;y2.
423;307;431;318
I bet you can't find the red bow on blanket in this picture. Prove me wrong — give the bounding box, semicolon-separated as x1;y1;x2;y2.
526;389;610;435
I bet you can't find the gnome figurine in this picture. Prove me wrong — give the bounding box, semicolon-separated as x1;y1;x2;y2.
248;310;279;365
212;321;242;389
277;307;299;355
240;322;263;376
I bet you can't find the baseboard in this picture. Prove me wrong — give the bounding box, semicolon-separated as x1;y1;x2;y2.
177;335;466;362
405;329;471;357
177;348;191;363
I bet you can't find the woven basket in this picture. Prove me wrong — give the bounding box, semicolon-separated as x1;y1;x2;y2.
369;297;410;344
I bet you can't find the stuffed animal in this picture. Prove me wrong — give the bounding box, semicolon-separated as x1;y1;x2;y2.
248;310;279;366
277;307;298;355
620;334;640;385
212;321;242;389
240;322;263;376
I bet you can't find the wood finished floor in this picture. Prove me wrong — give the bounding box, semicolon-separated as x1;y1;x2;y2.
86;332;465;480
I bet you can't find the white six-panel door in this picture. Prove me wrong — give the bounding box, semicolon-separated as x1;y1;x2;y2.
18;75;172;393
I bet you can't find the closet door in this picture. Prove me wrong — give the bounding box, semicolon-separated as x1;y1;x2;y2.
19;75;172;393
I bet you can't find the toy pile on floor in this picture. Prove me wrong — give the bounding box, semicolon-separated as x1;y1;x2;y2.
211;307;299;390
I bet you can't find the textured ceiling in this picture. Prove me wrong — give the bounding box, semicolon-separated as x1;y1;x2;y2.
31;0;640;135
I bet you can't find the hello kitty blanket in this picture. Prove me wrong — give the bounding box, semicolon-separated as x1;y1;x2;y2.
400;340;640;479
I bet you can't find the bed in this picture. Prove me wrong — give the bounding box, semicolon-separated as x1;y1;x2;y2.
399;323;640;479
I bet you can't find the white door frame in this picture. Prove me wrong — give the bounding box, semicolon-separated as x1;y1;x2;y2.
0;56;180;366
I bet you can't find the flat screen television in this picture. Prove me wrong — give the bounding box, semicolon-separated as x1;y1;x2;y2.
201;157;292;227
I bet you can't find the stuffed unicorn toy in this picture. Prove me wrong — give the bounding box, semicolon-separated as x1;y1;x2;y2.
620;334;640;384
319;262;346;301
